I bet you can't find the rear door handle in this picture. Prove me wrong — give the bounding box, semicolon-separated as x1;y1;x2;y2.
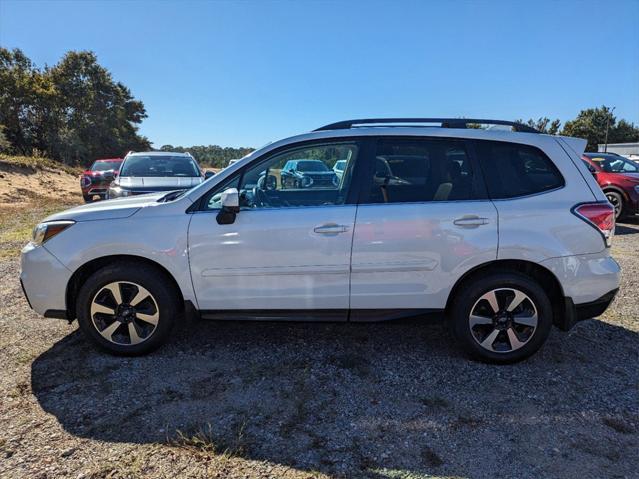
314;224;349;234
453;216;489;227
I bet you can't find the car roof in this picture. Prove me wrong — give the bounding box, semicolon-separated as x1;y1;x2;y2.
127;151;192;157
94;158;122;162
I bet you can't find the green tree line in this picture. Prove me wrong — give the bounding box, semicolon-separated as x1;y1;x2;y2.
0;47;150;165
159;144;254;169
517;107;639;151
2;48;637;167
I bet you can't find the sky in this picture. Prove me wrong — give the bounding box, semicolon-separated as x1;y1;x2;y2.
1;0;638;148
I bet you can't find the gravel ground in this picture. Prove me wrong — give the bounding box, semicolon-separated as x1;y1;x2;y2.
1;223;638;479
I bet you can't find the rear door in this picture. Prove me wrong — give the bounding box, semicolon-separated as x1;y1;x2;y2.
349;136;498;311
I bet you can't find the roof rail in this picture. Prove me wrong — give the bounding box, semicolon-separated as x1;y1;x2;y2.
314;118;540;133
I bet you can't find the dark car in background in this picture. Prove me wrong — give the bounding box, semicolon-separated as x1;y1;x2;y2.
280;159;339;189
582;152;639;219
80;158;123;202
107;151;214;199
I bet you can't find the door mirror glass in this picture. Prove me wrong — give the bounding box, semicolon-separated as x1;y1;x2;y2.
204;170;215;180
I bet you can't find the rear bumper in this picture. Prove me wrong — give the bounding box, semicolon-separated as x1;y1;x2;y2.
558;289;618;331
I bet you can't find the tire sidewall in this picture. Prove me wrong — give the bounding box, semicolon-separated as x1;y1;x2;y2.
76;264;178;355
450;272;553;364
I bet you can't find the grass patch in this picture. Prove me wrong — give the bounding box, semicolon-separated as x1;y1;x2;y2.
170;421;248;461
0;154;81;175
0;198;77;258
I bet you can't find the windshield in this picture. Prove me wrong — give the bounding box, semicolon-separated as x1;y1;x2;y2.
297;160;329;172
588;154;639;173
120;156;201;177
91;161;121;171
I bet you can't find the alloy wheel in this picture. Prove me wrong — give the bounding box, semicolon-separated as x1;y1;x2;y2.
469;288;538;353
90;281;159;346
606;193;622;219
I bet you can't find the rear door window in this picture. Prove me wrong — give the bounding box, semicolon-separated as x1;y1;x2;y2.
474;141;564;199
364;138;479;203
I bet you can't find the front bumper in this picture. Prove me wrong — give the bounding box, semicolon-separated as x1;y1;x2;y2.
20;242;72;317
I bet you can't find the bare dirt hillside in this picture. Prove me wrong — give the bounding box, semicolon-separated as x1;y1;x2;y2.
0;157;81;207
0;157;82;258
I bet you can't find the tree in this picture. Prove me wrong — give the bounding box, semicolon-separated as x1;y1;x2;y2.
0;125;11;153
515;117;562;135
561;106;639;152
0;48;150;165
160;144;255;168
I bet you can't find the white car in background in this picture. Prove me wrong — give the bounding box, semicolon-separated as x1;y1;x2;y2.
21;118;620;363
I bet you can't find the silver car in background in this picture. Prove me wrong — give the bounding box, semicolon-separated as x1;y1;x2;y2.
107;151;213;199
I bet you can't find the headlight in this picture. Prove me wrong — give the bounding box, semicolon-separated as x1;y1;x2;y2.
109;186;131;197
31;221;75;246
634;185;639;194
80;176;91;188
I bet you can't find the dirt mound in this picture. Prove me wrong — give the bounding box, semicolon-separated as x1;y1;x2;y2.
0;159;82;208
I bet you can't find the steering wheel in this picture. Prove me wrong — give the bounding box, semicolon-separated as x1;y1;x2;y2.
252;186;270;208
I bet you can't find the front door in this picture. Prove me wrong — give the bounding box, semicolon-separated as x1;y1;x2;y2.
188;140;362;315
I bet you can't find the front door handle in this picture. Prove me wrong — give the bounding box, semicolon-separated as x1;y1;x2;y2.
314;224;349;234
453;215;489;228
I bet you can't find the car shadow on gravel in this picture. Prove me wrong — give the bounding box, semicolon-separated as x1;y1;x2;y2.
616;218;639;236
31;316;639;478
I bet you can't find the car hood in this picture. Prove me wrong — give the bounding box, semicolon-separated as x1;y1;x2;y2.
42;193;168;223
117;176;203;189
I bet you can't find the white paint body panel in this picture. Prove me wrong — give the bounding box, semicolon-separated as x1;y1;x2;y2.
188;207;356;311
350;201;498;309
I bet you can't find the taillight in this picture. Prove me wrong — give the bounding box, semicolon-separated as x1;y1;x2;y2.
573;202;615;247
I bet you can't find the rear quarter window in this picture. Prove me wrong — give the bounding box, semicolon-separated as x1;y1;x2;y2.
474;140;564;199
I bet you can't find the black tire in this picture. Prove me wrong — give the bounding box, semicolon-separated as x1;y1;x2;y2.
83;194;93;203
76;262;180;355
449;272;553;364
605;190;624;219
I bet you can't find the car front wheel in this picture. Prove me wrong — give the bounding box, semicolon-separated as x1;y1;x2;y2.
76;263;179;355
449;272;553;364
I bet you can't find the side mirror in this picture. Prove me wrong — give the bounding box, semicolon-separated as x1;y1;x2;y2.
204;171;215;179
216;188;240;225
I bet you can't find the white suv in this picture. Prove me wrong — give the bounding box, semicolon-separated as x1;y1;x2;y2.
20;119;621;363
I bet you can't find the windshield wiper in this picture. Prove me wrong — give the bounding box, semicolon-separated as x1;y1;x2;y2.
158;190;187;202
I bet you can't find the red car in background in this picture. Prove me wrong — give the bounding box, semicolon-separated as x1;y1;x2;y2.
80;158;123;202
582;152;639;220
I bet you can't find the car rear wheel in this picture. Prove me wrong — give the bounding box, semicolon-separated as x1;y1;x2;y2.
605;191;624;219
76;263;179;355
449;272;553;364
